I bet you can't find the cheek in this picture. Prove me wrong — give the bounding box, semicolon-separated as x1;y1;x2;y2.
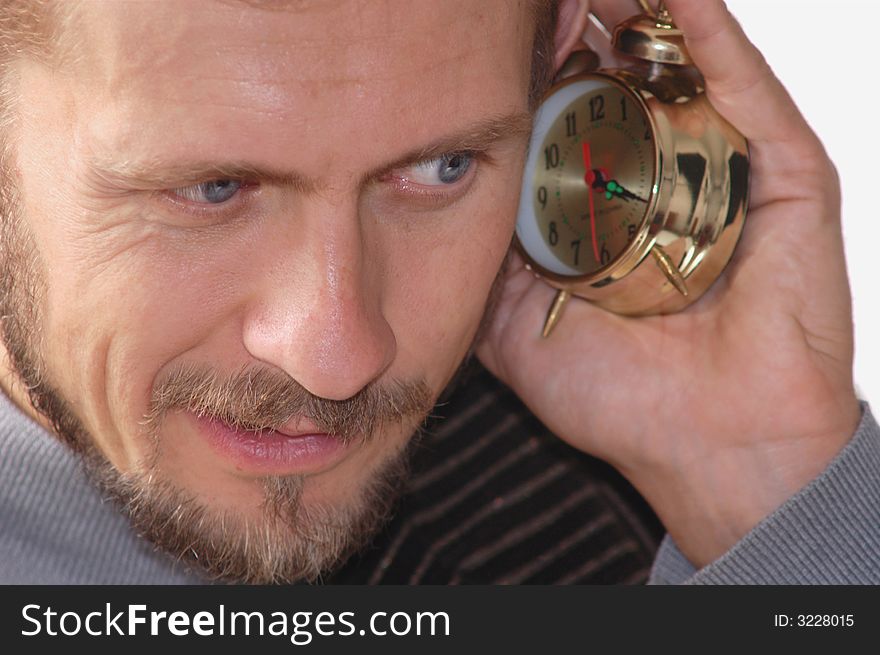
380;172;520;382
30;207;250;439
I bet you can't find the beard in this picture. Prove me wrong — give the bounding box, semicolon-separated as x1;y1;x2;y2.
83;427;417;585
115;363;432;584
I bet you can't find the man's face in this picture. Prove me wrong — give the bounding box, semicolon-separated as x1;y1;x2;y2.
2;0;534;581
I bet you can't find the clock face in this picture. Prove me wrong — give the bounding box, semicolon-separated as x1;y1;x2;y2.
517;76;657;278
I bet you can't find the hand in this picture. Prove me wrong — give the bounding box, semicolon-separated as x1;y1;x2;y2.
477;0;861;567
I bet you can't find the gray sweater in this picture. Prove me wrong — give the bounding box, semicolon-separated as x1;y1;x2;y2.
2;388;878;584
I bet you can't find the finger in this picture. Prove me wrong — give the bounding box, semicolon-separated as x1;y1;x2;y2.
664;0;817;149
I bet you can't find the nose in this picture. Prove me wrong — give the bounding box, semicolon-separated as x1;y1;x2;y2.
241;198;396;401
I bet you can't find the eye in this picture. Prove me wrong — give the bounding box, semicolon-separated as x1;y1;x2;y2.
400;153;474;186
171;179;242;204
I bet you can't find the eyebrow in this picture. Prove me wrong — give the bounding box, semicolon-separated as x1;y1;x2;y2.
392;111;534;175
86;111;534;193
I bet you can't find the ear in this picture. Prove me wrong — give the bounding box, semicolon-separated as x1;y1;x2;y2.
553;0;590;70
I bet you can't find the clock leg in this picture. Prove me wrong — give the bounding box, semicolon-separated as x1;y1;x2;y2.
651;245;689;297
542;289;572;338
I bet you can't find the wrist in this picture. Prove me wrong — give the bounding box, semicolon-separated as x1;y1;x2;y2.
622;397;862;568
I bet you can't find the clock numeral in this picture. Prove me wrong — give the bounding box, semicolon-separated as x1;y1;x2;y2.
600;243;611;266
565;111;577;137
570;239;581;266
589;95;605;122
548;221;558;246
644;121;651;141
627;224;637;240
620;97;628;121
544;143;560;170
537;186;548;209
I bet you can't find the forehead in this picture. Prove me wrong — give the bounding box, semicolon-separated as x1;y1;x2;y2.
56;0;533;175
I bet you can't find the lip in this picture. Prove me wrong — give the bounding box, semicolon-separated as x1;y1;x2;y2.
192;413;351;475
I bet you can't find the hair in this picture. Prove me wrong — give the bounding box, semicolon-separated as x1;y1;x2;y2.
0;1;59;58
0;1;62;164
529;0;562;111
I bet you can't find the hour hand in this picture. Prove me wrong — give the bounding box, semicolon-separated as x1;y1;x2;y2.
604;178;648;204
588;169;647;203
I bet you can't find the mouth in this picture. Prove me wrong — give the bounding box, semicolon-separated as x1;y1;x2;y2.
191;413;352;475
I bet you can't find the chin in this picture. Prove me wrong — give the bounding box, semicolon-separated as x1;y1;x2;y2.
86;422;415;584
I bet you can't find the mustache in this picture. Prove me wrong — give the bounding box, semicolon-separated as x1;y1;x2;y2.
143;365;434;443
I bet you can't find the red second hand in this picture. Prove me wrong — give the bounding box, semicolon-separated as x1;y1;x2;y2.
582;141;600;263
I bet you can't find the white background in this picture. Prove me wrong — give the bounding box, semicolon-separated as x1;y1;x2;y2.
721;1;878;402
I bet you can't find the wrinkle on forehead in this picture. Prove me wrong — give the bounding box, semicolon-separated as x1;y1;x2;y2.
65;1;528;108
50;0;531;186
218;0;348;10
68;0;515;85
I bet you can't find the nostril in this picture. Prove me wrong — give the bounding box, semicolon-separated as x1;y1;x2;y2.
242;294;397;403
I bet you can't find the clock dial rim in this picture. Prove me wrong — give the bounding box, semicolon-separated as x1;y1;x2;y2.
515;72;662;288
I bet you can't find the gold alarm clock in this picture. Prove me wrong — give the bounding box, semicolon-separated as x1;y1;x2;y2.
515;2;749;336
